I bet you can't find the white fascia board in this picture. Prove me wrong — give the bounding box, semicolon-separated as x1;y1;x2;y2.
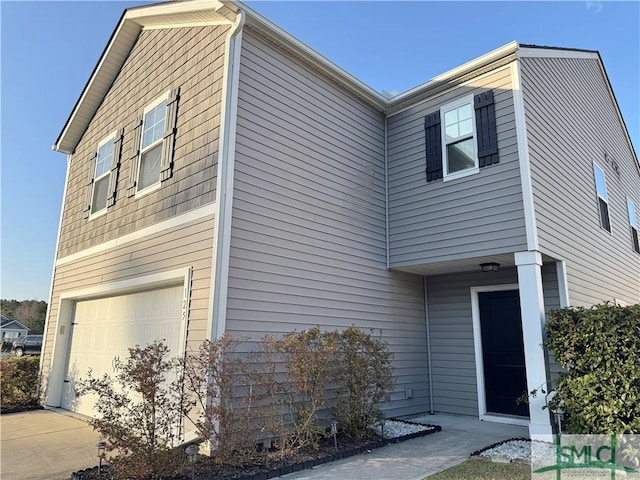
387;41;519;107
517;47;599;60
126;0;226;20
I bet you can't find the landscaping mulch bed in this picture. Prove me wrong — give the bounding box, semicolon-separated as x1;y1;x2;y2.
72;419;441;480
0;404;43;415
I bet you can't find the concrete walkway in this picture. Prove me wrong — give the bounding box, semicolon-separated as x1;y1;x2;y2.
1;409;100;480
0;410;526;480
284;414;528;480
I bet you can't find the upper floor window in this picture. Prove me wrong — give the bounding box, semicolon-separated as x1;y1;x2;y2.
425;90;499;183
442;97;477;180
127;87;180;198
91;136;115;215
628;199;640;253
83;129;123;220
593;163;610;232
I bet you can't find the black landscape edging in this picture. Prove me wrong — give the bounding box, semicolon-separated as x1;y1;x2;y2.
469;437;530;457
71;420;441;480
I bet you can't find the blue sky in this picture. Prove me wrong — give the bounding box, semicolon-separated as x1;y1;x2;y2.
1;1;639;301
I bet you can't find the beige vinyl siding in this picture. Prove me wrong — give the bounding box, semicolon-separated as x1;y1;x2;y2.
58;25;228;259
541;262;563;379
41;215;214;385
226;30;429;418
387;64;527;268
521;56;640;306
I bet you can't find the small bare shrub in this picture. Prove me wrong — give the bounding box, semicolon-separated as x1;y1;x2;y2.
76;341;188;480
182;335;254;464
331;326;394;438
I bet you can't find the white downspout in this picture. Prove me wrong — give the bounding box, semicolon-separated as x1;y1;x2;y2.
384;116;390;269
424;277;434;414
207;10;245;343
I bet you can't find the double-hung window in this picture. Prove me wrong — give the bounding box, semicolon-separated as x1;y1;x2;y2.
138;95;168;193
593;163;611;232
628;199;640;253
83;129;123;219
424;90;498;183
127;88;180;197
91;136;115;215
442;96;478;180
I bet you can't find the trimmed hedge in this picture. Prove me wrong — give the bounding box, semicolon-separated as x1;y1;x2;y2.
0;356;40;411
546;303;640;434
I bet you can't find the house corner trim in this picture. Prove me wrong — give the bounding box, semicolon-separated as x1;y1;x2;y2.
511;59;539;251
208;10;245;342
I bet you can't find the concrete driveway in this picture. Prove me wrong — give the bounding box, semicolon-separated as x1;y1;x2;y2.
1;409;100;480
0;410;527;480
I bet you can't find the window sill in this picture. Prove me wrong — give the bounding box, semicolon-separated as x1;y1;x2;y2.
443;167;480;183
89;209;108;221
134;182;161;200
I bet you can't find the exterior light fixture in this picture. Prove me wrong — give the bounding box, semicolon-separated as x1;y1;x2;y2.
97;441;107;475
185;444;199;480
377;412;386;439
480;262;500;273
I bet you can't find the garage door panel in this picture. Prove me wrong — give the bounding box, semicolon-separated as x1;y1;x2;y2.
62;285;185;417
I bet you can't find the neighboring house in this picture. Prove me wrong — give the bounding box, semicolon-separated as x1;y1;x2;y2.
1;314;29;343
41;0;640;439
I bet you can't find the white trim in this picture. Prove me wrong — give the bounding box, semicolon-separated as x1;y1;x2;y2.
135;91;170;196
592;161;612;233
40;155;72;397
514;250;553;436
441;94;479;182
384;116;389;270
126;0;226;20
482;414;530;427
390;41;519;106
89;131;118;219
45;267;192;409
423;278;434;414
56;203;216;266
517;47;599;60
208;11;245;343
470;283;520;424
511;61;540;251
142;20;231;30
555;260;570;307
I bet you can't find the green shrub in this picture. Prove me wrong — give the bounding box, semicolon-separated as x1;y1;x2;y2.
331;326;394;438
546;303;640;434
0;356;40;410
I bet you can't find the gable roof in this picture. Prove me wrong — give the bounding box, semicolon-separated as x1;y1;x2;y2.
0;314;29;331
52;0;639;174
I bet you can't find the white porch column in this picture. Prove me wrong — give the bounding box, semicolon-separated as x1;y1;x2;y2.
515;251;553;436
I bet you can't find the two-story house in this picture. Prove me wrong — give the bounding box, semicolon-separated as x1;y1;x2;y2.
41;0;640;438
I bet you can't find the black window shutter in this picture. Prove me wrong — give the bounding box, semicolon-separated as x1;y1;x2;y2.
106;128;124;207
424;111;443;182
127;115;143;197
161;87;180;182
474;90;499;167
83;153;97;219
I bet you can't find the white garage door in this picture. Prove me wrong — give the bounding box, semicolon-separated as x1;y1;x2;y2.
61;285;185;417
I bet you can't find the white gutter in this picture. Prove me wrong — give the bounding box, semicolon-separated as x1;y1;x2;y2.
207;10;245;342
38;154;71;398
384;116;390;269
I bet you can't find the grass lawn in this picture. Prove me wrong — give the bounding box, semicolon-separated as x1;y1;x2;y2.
425;457;531;480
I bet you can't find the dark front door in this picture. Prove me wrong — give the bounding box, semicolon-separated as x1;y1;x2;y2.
478;290;529;417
